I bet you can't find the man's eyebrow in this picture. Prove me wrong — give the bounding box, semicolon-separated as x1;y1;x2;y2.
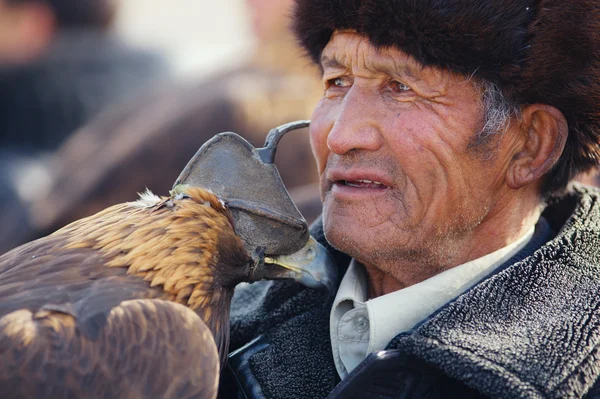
320;56;345;69
321;54;418;80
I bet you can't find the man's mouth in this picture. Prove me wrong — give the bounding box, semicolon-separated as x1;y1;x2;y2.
326;169;393;195
337;179;387;189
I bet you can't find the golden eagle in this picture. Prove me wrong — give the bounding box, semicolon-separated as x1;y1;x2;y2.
0;121;334;398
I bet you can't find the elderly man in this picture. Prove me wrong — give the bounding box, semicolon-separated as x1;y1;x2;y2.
220;0;600;398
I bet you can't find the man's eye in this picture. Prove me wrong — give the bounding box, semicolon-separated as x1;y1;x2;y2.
389;81;411;93
328;77;351;88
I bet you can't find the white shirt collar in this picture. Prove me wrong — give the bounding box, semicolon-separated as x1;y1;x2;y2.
330;226;535;378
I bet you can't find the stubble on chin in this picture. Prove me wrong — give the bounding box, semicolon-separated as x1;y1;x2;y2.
321;196;478;280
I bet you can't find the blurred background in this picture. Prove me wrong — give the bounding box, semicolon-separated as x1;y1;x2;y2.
115;0;253;79
0;0;323;253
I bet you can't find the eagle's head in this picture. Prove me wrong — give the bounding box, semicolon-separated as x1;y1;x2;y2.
167;184;336;292
119;184;335;364
172;122;338;294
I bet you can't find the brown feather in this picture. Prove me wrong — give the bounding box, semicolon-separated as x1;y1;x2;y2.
0;186;253;398
0;300;219;399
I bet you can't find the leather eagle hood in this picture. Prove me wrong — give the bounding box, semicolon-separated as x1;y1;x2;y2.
291;0;600;192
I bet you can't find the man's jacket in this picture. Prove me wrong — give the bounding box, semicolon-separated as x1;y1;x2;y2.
220;185;600;399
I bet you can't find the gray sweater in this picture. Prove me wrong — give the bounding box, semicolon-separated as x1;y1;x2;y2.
221;185;600;398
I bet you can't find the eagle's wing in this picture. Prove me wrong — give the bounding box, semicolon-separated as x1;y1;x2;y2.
0;299;219;399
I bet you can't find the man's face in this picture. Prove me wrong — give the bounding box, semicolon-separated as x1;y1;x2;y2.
311;32;512;278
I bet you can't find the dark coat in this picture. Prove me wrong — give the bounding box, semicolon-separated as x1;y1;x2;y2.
220;185;600;398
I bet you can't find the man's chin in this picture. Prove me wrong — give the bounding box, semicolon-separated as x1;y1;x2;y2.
321;202;414;266
322;211;367;260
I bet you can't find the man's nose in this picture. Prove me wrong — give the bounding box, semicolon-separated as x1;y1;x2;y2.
326;87;383;155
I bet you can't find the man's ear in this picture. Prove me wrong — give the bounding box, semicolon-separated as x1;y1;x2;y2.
506;104;568;189
0;2;55;64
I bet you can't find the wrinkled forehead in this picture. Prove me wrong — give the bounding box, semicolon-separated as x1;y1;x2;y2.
322;32;414;70
321;31;471;90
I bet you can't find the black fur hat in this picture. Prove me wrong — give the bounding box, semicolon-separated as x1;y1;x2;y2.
292;0;600;193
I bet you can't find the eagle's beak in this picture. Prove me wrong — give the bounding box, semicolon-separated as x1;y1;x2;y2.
260;237;338;294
